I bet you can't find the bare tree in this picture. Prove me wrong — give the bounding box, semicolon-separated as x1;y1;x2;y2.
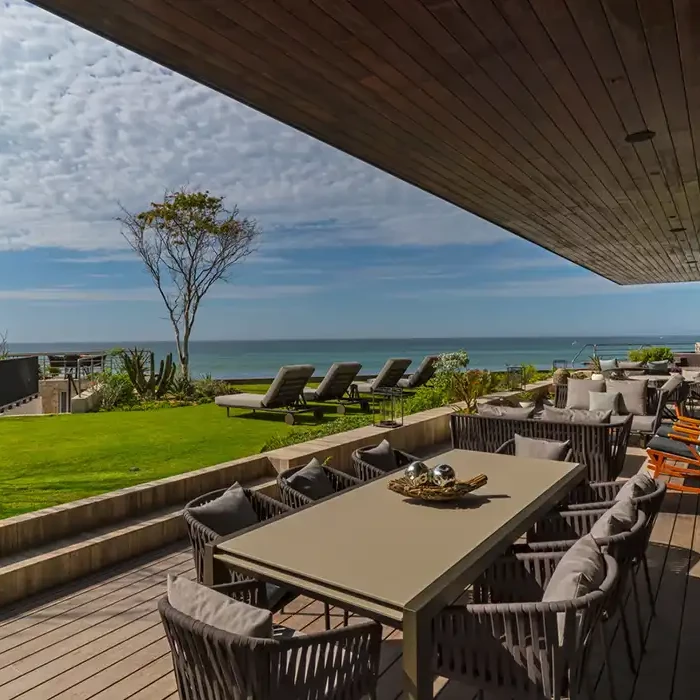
0;330;8;360
118;188;260;377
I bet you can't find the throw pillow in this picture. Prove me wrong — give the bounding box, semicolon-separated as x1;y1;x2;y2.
589;391;621;415
599;359;618;372
565;379;606;409
615;469;657;501
168;575;273;638
618;361;645;370
187;482;259;536
513;434;571;461
542;534;606;602
590;497;637;538
361;439;397;472
286;458;335;500
605;379;648;416
477;404;534;419
542;405;612;424
647;360;670;373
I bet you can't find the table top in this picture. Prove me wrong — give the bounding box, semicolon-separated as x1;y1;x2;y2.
214;449;585;621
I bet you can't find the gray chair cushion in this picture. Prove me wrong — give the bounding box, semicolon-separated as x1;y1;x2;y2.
364;358;412;391
606;379;648;416
599;359;618;371
168;575;272;638
566;379;605;409
616;470;657;501
542;534;606;602
286;458;335;500
589;391;621;415
631;415;657;433
589;497;637;538
477;404;534;419
187;482;259;536
309;362;362;401
215;393;265;410
542;405;611;424
361;439;397;472
618;361;645;370
263;364;315;407
647;360;670;373
513;434;571;461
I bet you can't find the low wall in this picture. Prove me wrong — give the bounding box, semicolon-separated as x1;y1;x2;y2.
71;385;102;413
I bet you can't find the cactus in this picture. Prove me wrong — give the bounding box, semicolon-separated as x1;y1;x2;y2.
122;348;177;399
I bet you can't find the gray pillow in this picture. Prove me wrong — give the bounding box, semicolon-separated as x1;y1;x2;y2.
599;359;618;372
605;379;647;416
361;439;397;472
287;458;335;500
168;575;272;638
514;433;571;461
589;497;637;538
566;379;605;409
542;534;606;602
615;470;656;501
589;390;620;415
647;360;670;373
477;404;534;419
618;360;645;370
543;405;611;424
187;482;258;536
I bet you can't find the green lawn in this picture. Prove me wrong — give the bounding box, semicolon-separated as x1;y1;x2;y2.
0;388;345;519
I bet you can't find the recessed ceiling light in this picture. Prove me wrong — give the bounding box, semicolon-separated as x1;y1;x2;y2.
625;129;655;143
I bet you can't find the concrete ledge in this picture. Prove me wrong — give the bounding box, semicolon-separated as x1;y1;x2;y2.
71;385;102;413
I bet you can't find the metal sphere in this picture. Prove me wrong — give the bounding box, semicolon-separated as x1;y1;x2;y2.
404;461;431;485
431;463;456;488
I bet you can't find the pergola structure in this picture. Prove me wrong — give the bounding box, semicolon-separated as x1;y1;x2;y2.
28;0;700;284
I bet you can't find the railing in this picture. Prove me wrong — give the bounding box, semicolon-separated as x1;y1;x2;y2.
570;341;695;367
6;350;119;384
0;356;39;409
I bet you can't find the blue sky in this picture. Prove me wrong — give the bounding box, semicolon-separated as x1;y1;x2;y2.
1;0;700;343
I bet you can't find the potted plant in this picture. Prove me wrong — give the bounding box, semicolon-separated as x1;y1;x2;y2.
589;355;604;381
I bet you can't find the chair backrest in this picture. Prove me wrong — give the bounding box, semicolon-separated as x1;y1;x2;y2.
404;355;439;389
451;413;632;482
313;362;362;401
370;358;412;390
262;364;315;408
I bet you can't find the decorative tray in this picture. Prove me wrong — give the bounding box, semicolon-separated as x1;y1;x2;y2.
387;474;488;502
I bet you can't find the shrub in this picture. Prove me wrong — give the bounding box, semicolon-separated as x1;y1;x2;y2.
195;374;239;402
260;415;372;452
405;385;449;414
521;364;539;385
628;346;674;363
98;371;137;411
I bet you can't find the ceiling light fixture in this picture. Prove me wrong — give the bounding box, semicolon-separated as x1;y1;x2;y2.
625;129;655;143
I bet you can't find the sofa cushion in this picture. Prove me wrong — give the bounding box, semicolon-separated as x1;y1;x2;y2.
590;497;637;538
589;391;620;415
647;360;670;374
361;439;397;472
477;404;534;419
514;434;571;461
543;405;612;424
187;482;258;536
618;361;645;370
599;359;618;372
542;534;606;602
168;575;273;638
566;379;605;409
606;379;648;416
616;470;657;501
286;458;335;500
631;415;657;433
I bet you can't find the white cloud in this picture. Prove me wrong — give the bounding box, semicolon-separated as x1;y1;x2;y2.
0;1;513;254
55;252;138;264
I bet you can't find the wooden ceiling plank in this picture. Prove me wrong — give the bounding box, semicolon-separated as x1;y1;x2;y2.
529;0;686;280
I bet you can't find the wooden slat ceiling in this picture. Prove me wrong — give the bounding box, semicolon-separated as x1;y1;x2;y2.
28;0;700;284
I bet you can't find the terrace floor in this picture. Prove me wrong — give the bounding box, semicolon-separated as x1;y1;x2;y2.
0;450;697;699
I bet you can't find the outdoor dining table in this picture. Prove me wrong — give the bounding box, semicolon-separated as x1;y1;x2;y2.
205;448;586;700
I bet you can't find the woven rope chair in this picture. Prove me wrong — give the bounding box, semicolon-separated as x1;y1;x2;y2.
525;508;648;676
159;580;382;700
277;464;361;509
351;445;416;482
432;550;618;700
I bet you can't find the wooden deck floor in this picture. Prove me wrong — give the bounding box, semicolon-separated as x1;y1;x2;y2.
0;489;698;699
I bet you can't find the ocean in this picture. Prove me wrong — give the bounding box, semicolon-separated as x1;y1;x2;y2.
9;335;698;379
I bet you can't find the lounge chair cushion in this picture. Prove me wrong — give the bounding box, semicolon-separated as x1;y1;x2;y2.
542;406;611;424
187;482;258;536
590;497;637;538
513;434;571;461
286;458;335;500
215;393;265;410
397;356;438;389
354;382;375;394
599;359;618;371
361;439;397;472
647;360;670;374
542;534;606;604
168;575;273;638
647;435;697;460
477;404;534;419
566;379;606;409
589;391;621;415
606;379;648;416
305;362;361;402
262;364;315;407
616;470;657;501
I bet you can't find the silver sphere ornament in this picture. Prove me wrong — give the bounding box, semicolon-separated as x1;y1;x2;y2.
405;461;431;485
431;464;456;488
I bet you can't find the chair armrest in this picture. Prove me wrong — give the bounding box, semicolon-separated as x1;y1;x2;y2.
323;465;362;491
495;438;515;455
561;480;620;510
527;508;606;543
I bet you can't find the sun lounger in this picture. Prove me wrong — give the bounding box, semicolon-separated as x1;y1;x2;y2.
353;358;412;394
302;362;367;413
397;354;438;390
215;364;318;424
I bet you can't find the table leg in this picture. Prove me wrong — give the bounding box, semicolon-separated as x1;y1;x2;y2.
203;544;229;587
403;607;433;699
